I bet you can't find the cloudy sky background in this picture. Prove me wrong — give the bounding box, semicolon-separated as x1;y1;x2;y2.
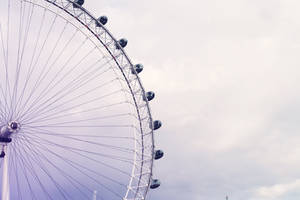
83;0;300;199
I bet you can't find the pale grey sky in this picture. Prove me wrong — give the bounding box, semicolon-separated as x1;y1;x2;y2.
82;0;300;199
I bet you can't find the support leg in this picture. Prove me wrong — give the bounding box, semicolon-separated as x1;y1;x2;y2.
93;190;97;200
2;145;9;200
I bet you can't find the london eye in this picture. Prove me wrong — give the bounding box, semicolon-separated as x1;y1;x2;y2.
0;0;163;199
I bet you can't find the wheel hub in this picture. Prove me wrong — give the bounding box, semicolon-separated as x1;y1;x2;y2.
0;121;20;139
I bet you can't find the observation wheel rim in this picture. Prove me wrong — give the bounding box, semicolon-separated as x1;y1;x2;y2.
2;0;156;199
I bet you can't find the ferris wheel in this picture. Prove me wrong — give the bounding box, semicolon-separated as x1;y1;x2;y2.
0;0;164;199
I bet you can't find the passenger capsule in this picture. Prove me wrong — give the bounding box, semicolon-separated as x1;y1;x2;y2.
150;179;161;189
143;91;155;101
73;0;84;8
154;150;164;160
96;16;108;27
131;64;144;74
0;151;5;158
116;38;128;49
153;120;162;130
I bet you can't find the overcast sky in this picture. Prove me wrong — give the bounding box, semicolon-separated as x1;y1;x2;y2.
83;1;300;199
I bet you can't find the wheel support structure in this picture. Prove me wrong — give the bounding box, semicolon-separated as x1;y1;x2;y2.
0;122;19;200
1;145;9;200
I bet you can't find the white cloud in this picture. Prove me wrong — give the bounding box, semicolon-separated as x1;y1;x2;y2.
82;0;300;199
254;179;300;199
